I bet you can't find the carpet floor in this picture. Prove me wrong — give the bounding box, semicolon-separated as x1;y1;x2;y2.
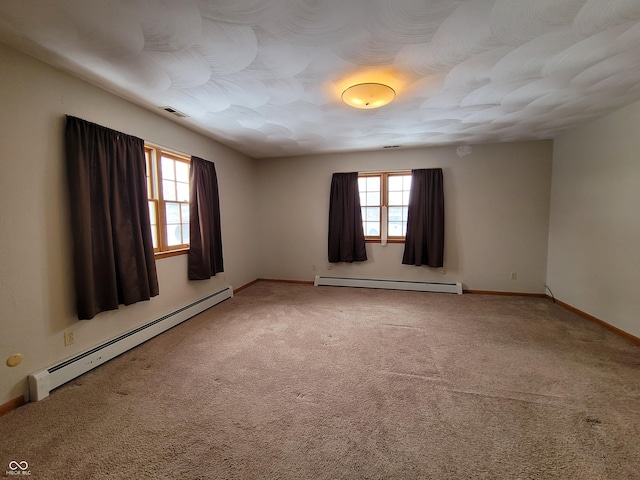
1;281;640;479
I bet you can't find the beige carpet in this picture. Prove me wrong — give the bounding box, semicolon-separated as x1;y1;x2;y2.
1;281;640;479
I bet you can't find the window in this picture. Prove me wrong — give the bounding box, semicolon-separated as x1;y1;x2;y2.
358;171;411;242
145;145;190;256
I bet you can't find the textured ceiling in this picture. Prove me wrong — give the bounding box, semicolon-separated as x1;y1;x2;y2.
1;1;640;159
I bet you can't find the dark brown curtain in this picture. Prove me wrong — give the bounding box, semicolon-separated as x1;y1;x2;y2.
65;116;159;320
188;156;224;280
402;168;445;267
328;172;367;263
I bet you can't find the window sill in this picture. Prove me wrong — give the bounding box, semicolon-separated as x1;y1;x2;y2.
365;239;405;244
155;248;189;259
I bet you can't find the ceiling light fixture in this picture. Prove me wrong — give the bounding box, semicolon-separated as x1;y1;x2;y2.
341;83;396;109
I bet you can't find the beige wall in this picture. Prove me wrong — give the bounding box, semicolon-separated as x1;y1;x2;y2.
548;100;640;338
0;43;259;405
14;37;630;407
256;141;553;293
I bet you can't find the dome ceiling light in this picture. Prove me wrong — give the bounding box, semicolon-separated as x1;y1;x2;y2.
341;83;396;109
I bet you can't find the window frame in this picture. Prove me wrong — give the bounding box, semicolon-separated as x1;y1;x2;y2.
145;145;191;259
358;171;412;244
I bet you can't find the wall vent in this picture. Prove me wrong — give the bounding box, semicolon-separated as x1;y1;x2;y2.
383;145;401;149
161;106;188;118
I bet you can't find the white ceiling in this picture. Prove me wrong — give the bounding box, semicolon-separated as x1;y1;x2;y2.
1;1;640;159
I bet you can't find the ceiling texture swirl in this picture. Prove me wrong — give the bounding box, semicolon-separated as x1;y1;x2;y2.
1;0;640;158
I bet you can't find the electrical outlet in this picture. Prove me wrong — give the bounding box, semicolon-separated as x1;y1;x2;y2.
510;272;517;280
312;264;316;271
64;331;75;346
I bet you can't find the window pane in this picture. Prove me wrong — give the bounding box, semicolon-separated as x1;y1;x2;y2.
145;154;151;197
181;204;189;222
366;176;380;191
165;202;180;223
166;224;181;246
358;172;411;240
389;191;403;205
389;222;404;237
177;182;189;202
163;180;176;200
150;225;158;249
365;207;380;221
366;191;380;206
182;223;190;244
161;157;175;180
388;175;403;191
388;207;403;221
148;201;156;225
147;145;192;253
175;161;189;183
364;222;380;236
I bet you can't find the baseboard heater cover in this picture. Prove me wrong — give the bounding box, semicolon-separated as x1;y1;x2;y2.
314;276;463;295
28;286;233;402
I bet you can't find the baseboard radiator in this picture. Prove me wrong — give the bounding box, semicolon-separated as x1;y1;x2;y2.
28;286;233;402
314;276;463;294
